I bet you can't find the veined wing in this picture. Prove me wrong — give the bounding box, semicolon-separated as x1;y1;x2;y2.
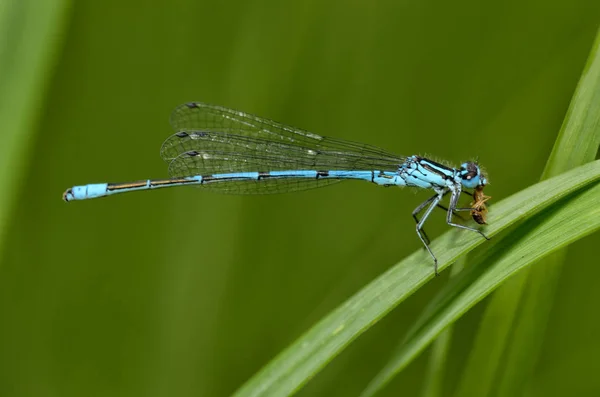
161;102;404;172
161;102;404;194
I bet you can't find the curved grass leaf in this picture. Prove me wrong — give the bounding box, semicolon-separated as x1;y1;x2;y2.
362;27;600;397
360;181;600;397
419;259;465;397
453;26;600;397
234;160;600;397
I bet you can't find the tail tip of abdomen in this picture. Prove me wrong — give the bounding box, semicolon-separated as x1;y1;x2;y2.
63;188;73;202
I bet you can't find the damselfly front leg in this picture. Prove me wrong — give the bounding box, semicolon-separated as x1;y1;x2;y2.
445;186;490;241
447;189;491;225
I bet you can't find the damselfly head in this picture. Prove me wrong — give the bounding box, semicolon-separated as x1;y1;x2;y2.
459;161;487;189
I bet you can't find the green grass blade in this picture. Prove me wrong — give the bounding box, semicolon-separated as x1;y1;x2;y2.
360;28;600;397
455;27;600;397
420;328;453;397
453;258;563;397
234;160;600;397
414;28;600;397
419;260;465;397
0;0;71;257
360;180;600;397
542;27;600;177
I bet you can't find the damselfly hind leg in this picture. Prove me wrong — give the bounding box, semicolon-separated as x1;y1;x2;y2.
414;190;445;276
412;193;440;247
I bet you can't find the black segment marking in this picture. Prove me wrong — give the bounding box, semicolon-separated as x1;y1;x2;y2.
186;102;199;109
150;178;195;187
316;170;329;179
186;151;200;156
421;163;449;180
176;132;188;138
421;158;454;172
258;172;270;180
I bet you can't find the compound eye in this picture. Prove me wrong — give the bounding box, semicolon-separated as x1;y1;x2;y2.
462;163;479;180
464;172;476;180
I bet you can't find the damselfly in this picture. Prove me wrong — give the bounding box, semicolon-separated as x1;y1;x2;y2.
64;102;491;275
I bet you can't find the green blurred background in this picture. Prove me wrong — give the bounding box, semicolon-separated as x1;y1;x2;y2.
1;1;599;396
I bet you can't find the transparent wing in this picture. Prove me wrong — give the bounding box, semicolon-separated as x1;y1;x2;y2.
161;102;404;171
161;102;404;195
